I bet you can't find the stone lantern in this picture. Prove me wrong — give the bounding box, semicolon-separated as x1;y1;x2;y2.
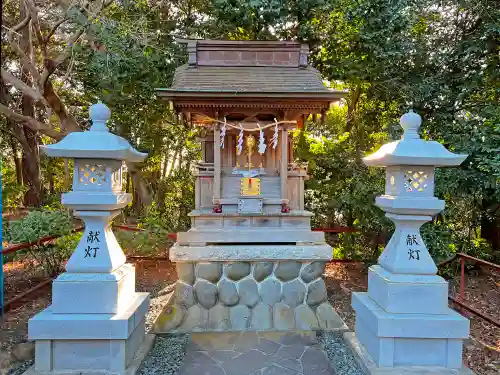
28;103;150;375
348;111;473;374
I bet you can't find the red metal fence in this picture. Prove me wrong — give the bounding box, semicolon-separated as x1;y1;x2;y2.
2;226;499;328
2;227;85;255
445;253;500;328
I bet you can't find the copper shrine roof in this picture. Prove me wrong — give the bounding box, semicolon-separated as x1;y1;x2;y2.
156;39;344;101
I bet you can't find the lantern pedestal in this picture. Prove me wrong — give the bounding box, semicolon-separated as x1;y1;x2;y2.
352;290;468;370
367;265;449;315
28;218;151;375
344;331;475;375
377;214;437;275
28;293;150;375
351;221;470;371
51;264;136;314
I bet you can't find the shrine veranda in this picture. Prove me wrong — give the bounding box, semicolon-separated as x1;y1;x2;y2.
24;39;475;375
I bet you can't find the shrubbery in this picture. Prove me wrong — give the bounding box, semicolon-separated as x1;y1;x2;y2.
6;209;78;277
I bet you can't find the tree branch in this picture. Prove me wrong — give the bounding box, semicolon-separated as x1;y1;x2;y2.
44;17;68;43
39;27;86;86
7;34;40;80
1;68;45;103
39;0;115;85
0;103;64;140
42;80;81;132
13;13;31;32
25;0;46;54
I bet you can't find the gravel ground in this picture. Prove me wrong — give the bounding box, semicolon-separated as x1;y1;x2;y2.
142;283;175;332
4;360;33;375
318;331;364;375
137;330;365;375
137;335;189;375
2;260;178;375
4;260;498;375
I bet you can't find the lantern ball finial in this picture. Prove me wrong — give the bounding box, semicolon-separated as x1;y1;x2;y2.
400;110;421;139
90;102;111;131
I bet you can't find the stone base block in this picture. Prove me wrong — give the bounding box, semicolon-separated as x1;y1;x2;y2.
344;332;476;375
190;211;314;231
153;260;347;333
28;293;149;375
352;293;468;369
367;265;449;314
52;264;135;314
170;244;333;262
22;334;155;375
177;228;325;246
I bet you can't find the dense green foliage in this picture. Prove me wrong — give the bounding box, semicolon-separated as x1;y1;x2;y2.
6;209;78;276
1;0;499;264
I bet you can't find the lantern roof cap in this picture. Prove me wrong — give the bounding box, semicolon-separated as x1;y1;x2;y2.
39;102;147;162
363;110;467;167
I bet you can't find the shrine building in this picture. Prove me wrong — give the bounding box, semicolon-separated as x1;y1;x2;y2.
153;39;346;332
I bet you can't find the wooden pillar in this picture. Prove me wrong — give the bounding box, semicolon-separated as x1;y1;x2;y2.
280;126;288;201
299;177;304;210
227;134;234;168
195;177;201;209
213;125;221;200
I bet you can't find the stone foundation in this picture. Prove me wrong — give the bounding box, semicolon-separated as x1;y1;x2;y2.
29;292;149;375
153;260;347;332
344;332;476;375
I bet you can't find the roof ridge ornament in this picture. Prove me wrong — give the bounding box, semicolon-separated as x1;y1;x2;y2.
89;102;111;132
363;110;467;167
400;109;421;140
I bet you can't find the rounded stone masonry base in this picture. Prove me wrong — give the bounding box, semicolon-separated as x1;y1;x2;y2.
343;332;477;375
153;261;348;332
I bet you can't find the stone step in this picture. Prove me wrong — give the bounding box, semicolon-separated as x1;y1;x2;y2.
189;330;318;351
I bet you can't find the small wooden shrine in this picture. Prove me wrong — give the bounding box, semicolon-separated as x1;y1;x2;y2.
157;39;343;215
154;39;347;332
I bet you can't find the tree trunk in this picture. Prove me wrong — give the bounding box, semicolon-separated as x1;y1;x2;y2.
127;162;152;215
167;149;179;178
64;159;70;190
481;199;500;252
156;182;166;212
161;151;168;179
19;1;42;207
47;160;55;195
345;86;361;133
125;172;131;193
20;136;42;206
10;138;23;185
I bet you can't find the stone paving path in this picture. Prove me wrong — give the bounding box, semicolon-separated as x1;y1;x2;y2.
177;331;335;375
